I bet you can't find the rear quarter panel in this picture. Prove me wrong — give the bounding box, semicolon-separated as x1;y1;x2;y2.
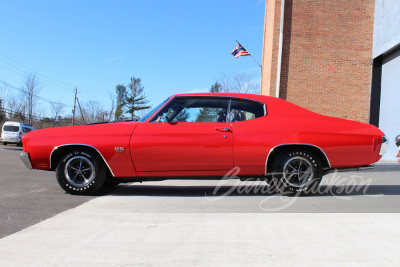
232;97;384;175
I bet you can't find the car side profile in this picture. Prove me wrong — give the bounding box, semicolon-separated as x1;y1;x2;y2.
20;93;387;195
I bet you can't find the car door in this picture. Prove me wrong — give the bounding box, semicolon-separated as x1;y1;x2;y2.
130;97;233;172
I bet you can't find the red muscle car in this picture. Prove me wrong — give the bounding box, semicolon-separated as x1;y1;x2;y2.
20;93;388;195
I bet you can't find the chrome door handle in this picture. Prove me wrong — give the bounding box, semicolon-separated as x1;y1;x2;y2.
215;127;229;132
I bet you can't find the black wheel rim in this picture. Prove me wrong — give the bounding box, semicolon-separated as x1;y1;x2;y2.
64;156;95;187
282;156;314;187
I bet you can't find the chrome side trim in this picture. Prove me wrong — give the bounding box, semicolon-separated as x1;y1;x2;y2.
50;144;115;177
20;152;33;170
265;143;331;175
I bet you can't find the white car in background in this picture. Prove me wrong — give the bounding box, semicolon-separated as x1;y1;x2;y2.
1;121;34;146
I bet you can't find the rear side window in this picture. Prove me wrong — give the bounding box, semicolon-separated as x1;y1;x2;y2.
3;125;19;132
228;99;265;122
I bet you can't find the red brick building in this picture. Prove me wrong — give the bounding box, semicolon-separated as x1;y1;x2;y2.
261;0;375;123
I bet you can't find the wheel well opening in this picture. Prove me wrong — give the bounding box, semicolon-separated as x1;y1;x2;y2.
50;145;112;177
266;145;330;175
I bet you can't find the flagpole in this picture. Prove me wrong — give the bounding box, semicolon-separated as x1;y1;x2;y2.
250;54;262;68
236;40;262;68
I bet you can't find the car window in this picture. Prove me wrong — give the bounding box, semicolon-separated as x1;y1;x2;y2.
3;125;20;132
139;97;170;122
228;99;265;122
22;127;32;133
153;97;229;123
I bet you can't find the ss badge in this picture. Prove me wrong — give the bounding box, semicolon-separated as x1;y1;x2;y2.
115;147;125;152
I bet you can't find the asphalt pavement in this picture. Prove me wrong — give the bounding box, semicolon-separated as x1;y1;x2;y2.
0;145;399;266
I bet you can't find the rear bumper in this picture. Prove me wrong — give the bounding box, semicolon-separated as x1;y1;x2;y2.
1;137;21;143
379;136;388;156
20;152;33;170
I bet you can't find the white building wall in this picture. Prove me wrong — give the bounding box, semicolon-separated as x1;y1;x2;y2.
373;0;400;57
379;50;400;161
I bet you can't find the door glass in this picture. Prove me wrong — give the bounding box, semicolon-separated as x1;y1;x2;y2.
152;97;229;123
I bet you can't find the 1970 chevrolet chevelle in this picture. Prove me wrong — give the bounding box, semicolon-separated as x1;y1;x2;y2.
20;93;388;195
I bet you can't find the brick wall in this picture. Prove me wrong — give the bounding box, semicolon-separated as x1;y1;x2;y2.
261;0;375;123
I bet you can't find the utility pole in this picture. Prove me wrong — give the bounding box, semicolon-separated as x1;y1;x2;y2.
76;96;86;124
72;87;77;125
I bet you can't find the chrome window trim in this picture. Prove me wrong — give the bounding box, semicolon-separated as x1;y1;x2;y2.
50;144;115;177
226;99;232;123
265;143;331;175
147;95;267;123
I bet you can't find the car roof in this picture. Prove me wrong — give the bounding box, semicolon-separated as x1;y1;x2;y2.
170;92;273;103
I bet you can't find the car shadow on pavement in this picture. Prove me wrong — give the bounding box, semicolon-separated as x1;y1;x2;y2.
108;184;400;197
110;185;278;197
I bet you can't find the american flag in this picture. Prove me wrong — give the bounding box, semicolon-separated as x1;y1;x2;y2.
231;43;250;58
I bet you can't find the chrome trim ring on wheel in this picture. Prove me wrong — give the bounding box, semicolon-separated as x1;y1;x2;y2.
282;156;314;188
64;156;95;187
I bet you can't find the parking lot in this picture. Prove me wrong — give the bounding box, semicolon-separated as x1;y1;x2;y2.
0;145;399;265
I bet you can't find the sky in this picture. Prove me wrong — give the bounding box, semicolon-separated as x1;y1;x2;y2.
0;0;265;117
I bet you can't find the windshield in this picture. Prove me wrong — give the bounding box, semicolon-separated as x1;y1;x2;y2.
138;97;170;122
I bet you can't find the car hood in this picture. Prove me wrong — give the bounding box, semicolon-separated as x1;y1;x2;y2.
23;121;140;148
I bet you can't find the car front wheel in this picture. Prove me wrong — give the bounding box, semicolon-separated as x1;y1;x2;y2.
56;150;106;195
271;150;322;195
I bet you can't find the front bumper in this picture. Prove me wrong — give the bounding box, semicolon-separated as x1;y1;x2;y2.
20;152;33;170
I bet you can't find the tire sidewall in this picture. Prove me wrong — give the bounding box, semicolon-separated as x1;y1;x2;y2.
56;150;106;195
272;150;322;195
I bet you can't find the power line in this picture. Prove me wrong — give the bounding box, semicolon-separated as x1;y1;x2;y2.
0;79;73;108
0;52;75;88
0;53;113;109
0;61;74;93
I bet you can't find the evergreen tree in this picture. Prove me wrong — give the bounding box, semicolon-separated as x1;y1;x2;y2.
195;82;224;122
115;84;127;121
210;82;223;92
174;109;190;122
125;76;151;120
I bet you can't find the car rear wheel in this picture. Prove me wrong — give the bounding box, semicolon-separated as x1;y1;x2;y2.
271;150;322;195
56;150;106;195
3;142;7;146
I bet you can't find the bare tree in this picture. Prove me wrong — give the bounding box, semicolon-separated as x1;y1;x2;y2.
0;85;25;121
79;100;106;124
50;102;65;126
217;73;259;94
23;74;40;124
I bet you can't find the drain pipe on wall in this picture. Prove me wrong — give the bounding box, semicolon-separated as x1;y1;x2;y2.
275;0;286;98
